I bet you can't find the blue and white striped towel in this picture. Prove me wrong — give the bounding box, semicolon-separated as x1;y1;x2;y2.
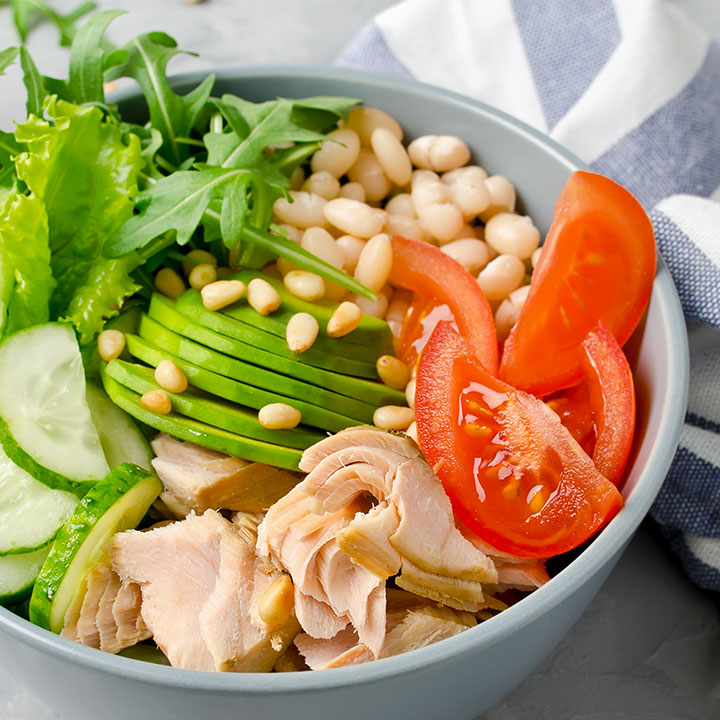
339;0;720;592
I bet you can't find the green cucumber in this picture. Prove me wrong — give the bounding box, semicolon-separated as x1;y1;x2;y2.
105;359;324;450
0;324;109;494
135;316;371;429
0;444;78;556
146;294;405;414
29;463;162;633
176;289;378;377
100;372;304;470
0;545;51;606
86;383;153;472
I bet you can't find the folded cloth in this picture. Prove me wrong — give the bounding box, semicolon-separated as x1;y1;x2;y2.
338;0;720;592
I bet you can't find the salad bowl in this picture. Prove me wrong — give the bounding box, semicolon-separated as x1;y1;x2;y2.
0;66;689;720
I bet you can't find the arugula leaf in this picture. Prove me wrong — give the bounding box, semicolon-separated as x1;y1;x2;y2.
112;32;215;164
6;0;96;46
68;8;125;104
0;192;55;337
0;130;22;188
14;97;144;340
19;46;45;116
0;47;18;75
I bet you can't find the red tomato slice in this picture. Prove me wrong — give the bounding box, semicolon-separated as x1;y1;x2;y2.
499;171;655;396
416;321;623;558
395;296;455;367
546;383;596;457
581;322;636;485
390;235;498;374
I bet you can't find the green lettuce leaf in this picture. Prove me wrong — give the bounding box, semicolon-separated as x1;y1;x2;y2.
0;130;22;188
0;192;55;337
7;0;96;46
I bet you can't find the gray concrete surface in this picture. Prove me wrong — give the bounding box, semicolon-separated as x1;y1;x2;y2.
0;1;719;718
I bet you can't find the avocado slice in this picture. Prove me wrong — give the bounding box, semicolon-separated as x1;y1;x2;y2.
126;328;362;433
105;359;324;451
148;295;406;409
100;370;303;470
176;289;378;378
228;269;395;354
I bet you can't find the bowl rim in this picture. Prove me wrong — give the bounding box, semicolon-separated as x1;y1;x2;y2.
0;63;690;694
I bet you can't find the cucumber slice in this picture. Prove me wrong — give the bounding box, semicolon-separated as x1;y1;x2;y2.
101;371;304;470
177;289;378;377
0;324;109;492
0;545;51;606
147;297;390;419
0;444;77;555
29;463;162;633
105;359;323;450
86;383;153;472
132;320;365;432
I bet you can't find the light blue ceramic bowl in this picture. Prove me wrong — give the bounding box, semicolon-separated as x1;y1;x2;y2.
0;67;689;720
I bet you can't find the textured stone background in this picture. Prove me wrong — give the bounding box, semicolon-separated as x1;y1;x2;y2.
0;1;719;718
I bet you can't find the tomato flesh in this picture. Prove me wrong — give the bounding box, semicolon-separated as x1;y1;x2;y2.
546;383;596;457
416;321;623;558
499;171;655;395
390;235;498;373
395;296;455;367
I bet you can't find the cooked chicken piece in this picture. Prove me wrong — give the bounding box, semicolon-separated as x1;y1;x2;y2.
294;628;374;670
109;510;299;672
62;561;150;654
151;434;299;516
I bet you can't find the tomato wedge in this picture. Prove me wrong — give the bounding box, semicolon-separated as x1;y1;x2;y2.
546;383;596;457
395;296;455;367
416;321;623;558
499;171;655;396
390;235;498;373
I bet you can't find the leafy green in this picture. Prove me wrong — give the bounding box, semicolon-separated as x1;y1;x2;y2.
0;47;18;75
0;192;55;337
4;0;96;45
19;46;45;116
0;131;22;188
14;97;144;341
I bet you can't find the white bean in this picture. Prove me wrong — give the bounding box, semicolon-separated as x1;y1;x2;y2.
407;135;471;172
476;254;526;301
289;165;305;191
350;291;389;319
311;128;360;178
324;198;387;238
276;257;301;276
416;202;464;243
440;238;490;275
509;284;531;312
442;166;491;219
411;172;449;209
301;226;344;269
531;246;543;268
336;235;366;274
302;171;340;200
373;405;415;430
479;175;517;221
371;127;412;186
405;378;416;409
339;182;366;202
385;291;411;338
384;214;429;243
283;270;325;302
485;213;540;259
347;149;392;202
354;233;393;292
385;193;416;217
273;191;327;229
495;299;520;341
347;106;403;146
277;224;302;245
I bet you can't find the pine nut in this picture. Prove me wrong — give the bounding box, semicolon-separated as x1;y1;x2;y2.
302;171;340;200
141;389;172;415
376;355;410;389
485;213;540;260
347;106;403;146
327;301;362;337
181;249;217;277
273;191;328;229
531;246;543;268
283;270;325;302
440;238;490;274
509;284;531;312
476;254;526;300
155;268;186;299
442;166;491;219
347;149;391;202
201;279;246;311
350;290;389;319
289;165;305;191
324;198;387;238
258;403;302;430
407;135;471;172
384;214;429;243
338;182;366;202
311;128;361;177
405;420;418;443
247;278;282;315
286;312;319;353
416;202;464;243
301;227;344;269
154;360;188;394
495;299;520;341
405;378;416;409
371;127;412;186
385;193;416;217
97;330;125;362
258;574;295;627
479;175;517;221
277;257;301;277
336;234;366;274
373;405;415;430
354;233;393;293
188;263;217;290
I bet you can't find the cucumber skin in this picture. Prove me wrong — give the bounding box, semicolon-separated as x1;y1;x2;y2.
29;464;162;633
0;418;96;498
0;544;51;607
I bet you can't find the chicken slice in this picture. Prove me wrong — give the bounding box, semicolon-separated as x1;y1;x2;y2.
110;510;298;672
294;627;374;670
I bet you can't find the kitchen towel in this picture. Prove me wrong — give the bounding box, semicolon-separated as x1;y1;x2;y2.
338;0;720;592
